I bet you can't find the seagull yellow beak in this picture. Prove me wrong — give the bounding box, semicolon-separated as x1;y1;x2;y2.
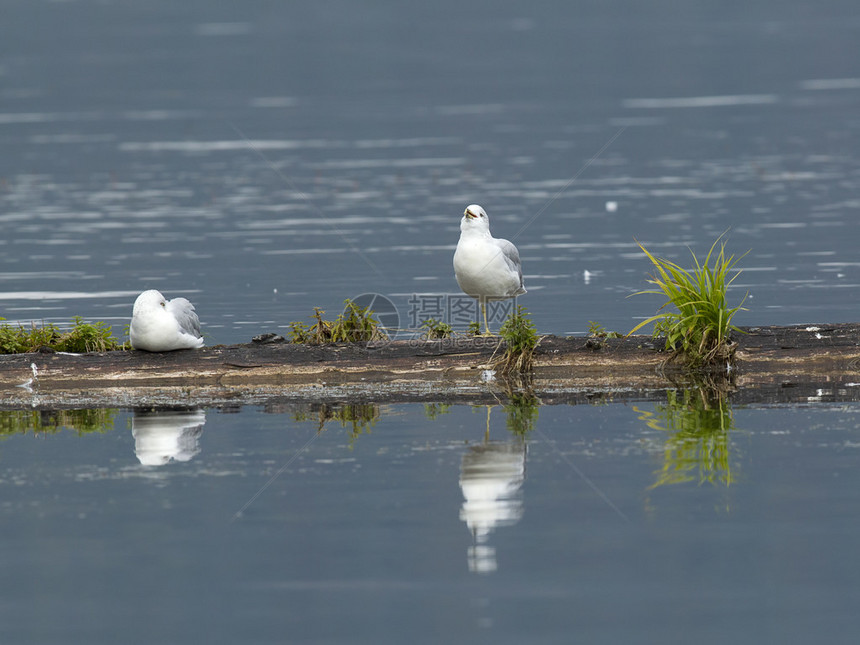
464;209;477;219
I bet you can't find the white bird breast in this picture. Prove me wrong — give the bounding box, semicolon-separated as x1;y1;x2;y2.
454;238;522;299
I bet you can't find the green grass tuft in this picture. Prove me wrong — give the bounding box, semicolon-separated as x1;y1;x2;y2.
287;307;332;344
492;305;540;376
586;320;622;349
0;317;124;354
629;234;748;369
56;316;123;352
330;299;388;343
287;300;388;344
420;318;454;340
587;321;622;339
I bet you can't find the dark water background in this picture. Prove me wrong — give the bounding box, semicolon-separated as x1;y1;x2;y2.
2;0;860;341
3;399;860;644
3;1;860;643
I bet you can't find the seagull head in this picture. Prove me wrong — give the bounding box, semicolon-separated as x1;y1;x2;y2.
461;204;490;233
133;289;167;314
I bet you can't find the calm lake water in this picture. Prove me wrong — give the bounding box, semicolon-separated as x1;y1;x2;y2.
2;397;860;644
3;1;860;642
2;1;860;341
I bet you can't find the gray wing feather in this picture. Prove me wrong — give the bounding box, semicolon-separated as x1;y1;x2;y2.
496;238;525;290
166;298;202;338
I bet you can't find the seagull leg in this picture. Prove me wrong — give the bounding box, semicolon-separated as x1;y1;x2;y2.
481;301;492;336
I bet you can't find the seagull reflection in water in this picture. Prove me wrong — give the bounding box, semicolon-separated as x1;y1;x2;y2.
459;406;527;574
132;408;206;466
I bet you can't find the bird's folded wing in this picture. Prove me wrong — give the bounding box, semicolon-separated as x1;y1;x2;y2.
166;298;202;337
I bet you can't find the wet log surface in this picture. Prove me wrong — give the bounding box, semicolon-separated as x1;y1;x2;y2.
1;324;860;409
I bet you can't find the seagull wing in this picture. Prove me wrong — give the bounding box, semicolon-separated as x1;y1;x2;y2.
496;238;525;292
165;297;202;338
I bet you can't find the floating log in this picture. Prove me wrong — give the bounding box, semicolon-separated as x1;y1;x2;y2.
1;324;860;409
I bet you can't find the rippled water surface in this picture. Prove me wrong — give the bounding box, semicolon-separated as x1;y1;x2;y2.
2;1;860;342
2;398;860;644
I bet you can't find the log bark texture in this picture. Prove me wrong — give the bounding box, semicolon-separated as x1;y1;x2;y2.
1;324;860;408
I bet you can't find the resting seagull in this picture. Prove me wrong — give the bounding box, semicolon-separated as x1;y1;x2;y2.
453;204;526;335
129;290;204;352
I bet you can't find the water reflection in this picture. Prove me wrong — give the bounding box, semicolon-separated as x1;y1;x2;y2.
131;408;206;466
286;398;533;573
503;391;540;437
0;408;116;437
459;406;527;574
288;403;380;445
423;402;451;419
636;389;737;490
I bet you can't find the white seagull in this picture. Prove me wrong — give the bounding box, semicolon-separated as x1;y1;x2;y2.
129;290;204;352
453;204;526;335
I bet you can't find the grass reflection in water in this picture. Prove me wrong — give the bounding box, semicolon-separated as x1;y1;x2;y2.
636;389;736;489
291;403;381;446
0;408;117;437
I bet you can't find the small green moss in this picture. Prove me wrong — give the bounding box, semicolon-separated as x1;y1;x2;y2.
587;321;622;339
421;318;454;340
586;320;623;350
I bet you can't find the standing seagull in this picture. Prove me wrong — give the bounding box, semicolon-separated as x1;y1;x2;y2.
453;204;526;335
129;290;204;352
